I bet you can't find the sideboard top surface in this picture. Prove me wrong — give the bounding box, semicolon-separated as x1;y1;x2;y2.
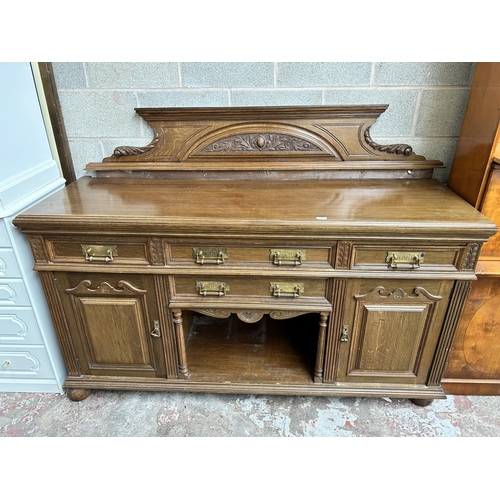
14;177;497;240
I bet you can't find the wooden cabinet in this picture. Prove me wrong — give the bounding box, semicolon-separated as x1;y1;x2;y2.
442;63;500;395
13;105;497;405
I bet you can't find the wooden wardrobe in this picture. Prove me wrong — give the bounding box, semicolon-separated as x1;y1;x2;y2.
442;62;500;395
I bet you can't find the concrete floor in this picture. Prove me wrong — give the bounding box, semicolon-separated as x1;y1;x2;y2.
1;390;500;437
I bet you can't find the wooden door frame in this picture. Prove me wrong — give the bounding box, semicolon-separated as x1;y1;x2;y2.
36;62;76;184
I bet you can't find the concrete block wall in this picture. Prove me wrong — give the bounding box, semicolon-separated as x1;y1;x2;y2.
52;62;475;182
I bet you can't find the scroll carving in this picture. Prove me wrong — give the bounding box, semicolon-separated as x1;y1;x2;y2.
202;133;321;153
364;128;413;156
65;280;147;296
268;310;309;320
357;286;442;302
192;308;231;319
462;243;481;271
113;130;160;157
191;309;310;321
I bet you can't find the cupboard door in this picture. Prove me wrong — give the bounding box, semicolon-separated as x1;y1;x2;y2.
57;273;167;378
336;279;452;385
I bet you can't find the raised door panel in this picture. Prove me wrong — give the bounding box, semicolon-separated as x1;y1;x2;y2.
58;273;167;378
336;279;452;385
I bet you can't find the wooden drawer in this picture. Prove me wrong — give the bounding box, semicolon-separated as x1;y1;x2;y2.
169;244;332;268
0;248;22;278
351;245;461;272
172;275;328;299
45;237;150;265
0;308;44;345
0;346;55;379
0;279;31;307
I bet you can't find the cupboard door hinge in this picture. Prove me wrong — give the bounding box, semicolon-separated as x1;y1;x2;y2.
341;325;349;342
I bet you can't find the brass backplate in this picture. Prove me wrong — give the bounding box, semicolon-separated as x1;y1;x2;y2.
195;281;230;292
192;248;228;259
269;249;306;261
81;244;118;258
386;251;425;266
269;282;305;294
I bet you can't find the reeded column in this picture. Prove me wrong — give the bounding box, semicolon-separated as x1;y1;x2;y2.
172;309;189;379
314;311;330;383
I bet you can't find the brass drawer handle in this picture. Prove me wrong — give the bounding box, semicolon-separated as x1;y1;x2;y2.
270;249;305;266
196;281;229;297
386;251;425;269
81;245;118;263
193;248;228;265
2;360;10;369
270;282;304;298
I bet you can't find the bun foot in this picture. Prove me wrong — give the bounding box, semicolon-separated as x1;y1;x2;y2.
67;388;91;401
409;398;433;407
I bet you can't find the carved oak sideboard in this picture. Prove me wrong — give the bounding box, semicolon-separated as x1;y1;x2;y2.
13;106;497;405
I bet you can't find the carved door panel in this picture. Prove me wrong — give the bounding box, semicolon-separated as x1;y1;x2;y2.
336;279;453;385
56;273;168;378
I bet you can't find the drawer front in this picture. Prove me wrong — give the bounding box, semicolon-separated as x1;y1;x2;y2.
0;279;31;307
0;308;43;344
0;222;11;247
169;244;332;268
46;238;150;265
173;276;328;299
0;248;22;278
0;346;55;379
351;245;461;272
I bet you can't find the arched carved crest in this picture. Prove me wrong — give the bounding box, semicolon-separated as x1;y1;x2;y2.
88;106;439;176
188;122;341;159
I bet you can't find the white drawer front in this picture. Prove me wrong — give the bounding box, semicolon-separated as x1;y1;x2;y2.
0;280;31;307
0;249;22;278
0;222;10;247
0;308;43;344
0;346;55;379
